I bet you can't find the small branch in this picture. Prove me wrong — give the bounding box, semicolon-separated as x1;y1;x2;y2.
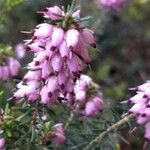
83;114;134;150
64;110;74;130
64;103;80;130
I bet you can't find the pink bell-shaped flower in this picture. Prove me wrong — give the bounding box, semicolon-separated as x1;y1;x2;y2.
43;6;63;20
51;27;64;47
34;23;53;39
65;29;79;48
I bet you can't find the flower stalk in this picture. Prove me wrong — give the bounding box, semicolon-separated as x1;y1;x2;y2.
64;103;80;130
83;114;134;150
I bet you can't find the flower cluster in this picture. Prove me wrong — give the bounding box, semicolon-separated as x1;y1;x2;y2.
14;6;96;106
97;0;126;10
74;74;103;117
128;81;150;140
0;56;20;81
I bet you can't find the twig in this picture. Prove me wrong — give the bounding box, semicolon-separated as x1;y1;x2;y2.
64;103;80;130
83;114;134;150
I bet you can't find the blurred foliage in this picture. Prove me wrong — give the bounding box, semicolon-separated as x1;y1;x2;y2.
0;0;26;21
0;0;150;149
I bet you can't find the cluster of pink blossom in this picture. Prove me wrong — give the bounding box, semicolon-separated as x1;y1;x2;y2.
74;74;103;117
49;75;103;145
0;57;20;81
97;0;126;10
128;81;150;140
0;138;5;149
13;6;96;106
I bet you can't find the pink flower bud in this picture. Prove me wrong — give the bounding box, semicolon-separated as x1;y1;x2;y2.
34;23;53;38
51;27;64;47
80;48;90;63
25;81;40;95
93;96;103;111
41;61;52;80
33;51;47;64
75;90;86;101
47;76;58;93
138;81;150;92
65;29;79;48
51;53;63;72
14;86;26;98
59;41;70;57
81;28;95;47
27;42;43;52
74;83;84;93
85;96;103;117
57;71;67;87
129;92;145;104
129;103;145;114
145;88;150;98
74;38;90;63
85;100;95;117
72;10;80;18
28;92;39;102
137;115;149;125
74;76;91;93
43;6;63;20
40;85;50;104
27;61;41;70
80;74;92;85
144;108;150;117
67;54;80;72
65;79;74;93
24;70;41;81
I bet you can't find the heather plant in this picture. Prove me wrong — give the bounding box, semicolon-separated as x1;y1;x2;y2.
0;0;150;149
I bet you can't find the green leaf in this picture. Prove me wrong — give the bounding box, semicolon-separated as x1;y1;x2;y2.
5;128;12;137
0;0;27;21
15;109;32;122
31;125;36;143
69;0;76;14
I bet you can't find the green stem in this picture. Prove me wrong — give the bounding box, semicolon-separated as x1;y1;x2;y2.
83;114;134;150
31;125;35;143
64;104;80;130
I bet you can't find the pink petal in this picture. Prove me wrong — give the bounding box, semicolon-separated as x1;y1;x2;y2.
59;41;70;57
65;29;79;48
51;27;64;47
51;53;63;72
